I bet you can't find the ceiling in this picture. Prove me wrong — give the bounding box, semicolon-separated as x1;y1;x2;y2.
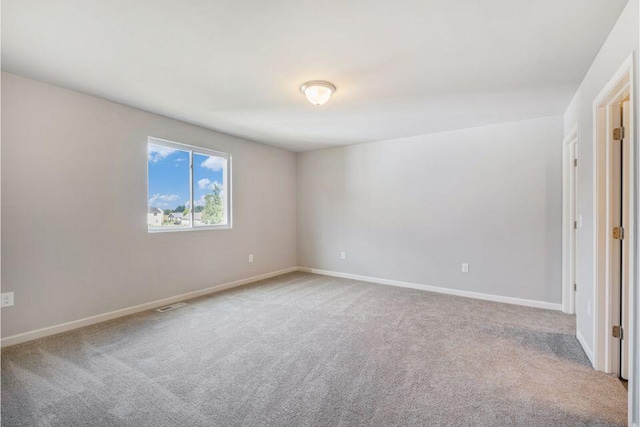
2;0;629;152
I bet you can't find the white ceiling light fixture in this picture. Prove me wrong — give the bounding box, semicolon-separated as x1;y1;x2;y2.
300;81;336;106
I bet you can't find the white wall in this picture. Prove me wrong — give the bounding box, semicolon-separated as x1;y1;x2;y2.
1;73;297;338
563;0;639;359
297;115;563;304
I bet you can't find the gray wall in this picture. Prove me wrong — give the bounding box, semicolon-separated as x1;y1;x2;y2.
0;73;567;338
297;115;563;304
1;73;297;337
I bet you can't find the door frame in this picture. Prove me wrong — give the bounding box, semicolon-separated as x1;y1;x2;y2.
592;53;635;380
562;124;579;315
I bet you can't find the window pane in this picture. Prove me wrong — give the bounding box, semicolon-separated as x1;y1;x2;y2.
193;152;228;226
147;143;191;230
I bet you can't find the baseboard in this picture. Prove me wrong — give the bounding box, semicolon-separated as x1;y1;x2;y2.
297;267;562;311
576;329;595;368
1;267;298;348
0;266;564;348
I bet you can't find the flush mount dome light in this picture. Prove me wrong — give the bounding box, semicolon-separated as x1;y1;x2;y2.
300;81;336;106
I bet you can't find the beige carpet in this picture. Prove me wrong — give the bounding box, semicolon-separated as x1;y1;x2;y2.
1;272;628;426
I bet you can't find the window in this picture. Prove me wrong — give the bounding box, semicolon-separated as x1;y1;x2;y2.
147;137;231;232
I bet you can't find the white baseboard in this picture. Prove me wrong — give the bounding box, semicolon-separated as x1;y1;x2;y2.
1;267;298;348
576;329;595;368
297;267;563;311
0;266;564;348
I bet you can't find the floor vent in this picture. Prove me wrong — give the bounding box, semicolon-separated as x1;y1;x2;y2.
156;302;187;313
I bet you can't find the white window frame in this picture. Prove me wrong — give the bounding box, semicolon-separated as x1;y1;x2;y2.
147;137;232;233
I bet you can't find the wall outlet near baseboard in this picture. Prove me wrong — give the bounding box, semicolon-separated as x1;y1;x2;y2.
249;254;254;263
461;263;469;273
340;251;346;260
1;292;14;308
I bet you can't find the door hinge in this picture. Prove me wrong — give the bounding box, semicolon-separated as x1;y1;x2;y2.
613;127;625;141
613;325;624;340
613;227;625;240
574;221;578;229
574;158;578;167
573;283;577;292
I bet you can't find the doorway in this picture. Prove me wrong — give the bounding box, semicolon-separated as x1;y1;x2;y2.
592;54;635;383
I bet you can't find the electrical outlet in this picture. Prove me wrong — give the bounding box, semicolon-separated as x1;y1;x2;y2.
340;251;346;260
461;263;469;273
248;254;254;263
1;292;14;308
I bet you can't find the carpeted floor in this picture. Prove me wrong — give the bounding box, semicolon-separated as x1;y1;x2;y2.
1;272;628;426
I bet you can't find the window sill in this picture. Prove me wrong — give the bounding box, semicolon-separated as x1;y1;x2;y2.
147;224;232;233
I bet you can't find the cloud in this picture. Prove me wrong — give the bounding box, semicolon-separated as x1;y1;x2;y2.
148;193;180;206
200;156;225;171
148;144;177;163
197;178;211;190
197;178;222;191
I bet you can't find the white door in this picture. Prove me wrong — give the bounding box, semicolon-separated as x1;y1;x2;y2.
611;98;630;380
